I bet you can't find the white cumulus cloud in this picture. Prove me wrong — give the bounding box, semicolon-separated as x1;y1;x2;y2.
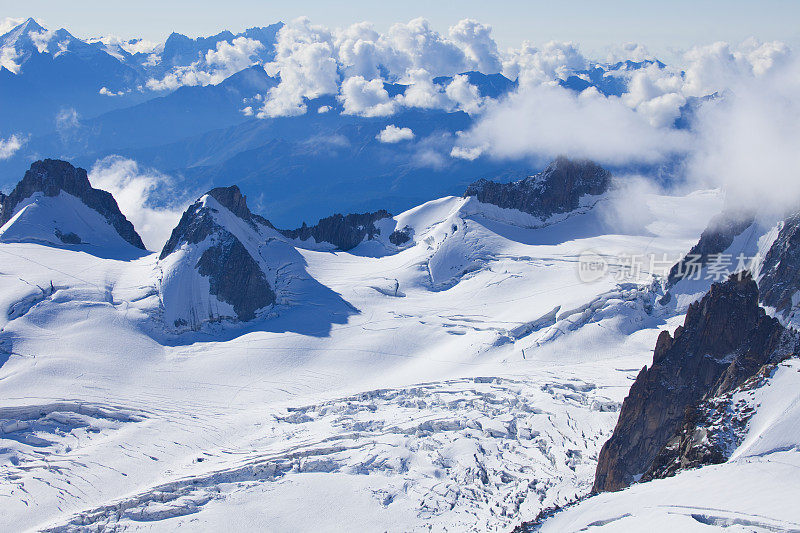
503;41;587;87
448;19;501;74
259;17;339;118
376;125;415;143
88;156;190;251
339;76;396;117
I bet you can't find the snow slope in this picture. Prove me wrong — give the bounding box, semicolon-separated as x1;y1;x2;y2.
0;191;146;257
0;186;727;532
537;358;800;533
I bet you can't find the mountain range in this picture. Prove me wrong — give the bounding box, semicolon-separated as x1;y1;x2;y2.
1;155;799;531
0;18;686;227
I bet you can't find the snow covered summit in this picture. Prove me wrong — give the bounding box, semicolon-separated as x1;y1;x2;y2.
158;185;279;329
0;159;145;251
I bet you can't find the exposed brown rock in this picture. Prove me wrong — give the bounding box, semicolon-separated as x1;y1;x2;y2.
593;273;795;492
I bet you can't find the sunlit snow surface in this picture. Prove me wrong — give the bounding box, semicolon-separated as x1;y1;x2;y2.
3;188;789;532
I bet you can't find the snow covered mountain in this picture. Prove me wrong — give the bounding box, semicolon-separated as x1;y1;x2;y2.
0;15;798;531
0;16;688;227
0;154;732;531
0;158;145;251
1;145;799;532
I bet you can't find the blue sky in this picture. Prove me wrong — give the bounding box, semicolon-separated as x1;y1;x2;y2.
5;0;800;56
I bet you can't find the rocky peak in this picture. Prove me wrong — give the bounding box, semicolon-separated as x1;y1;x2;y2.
463;156;611;220
206;186;252;222
0;159;145;250
158;186;276;328
280;210;392;251
593;273;795;492
159;185;268;260
758;212;800;320
666;209;754;287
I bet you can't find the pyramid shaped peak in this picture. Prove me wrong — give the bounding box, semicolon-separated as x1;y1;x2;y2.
0;159;145;250
206;185;251;220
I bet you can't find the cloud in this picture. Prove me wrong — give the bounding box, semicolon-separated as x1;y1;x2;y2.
88;156;190;251
685;56;800;218
448;19;501;74
339;76;396;116
259;17;339;117
503;41;586;87
0;45;20;73
30;29;55;53
682;39;791;97
453;83;689;165
394;68;451;110
205;36;263;72
606;43;654;64
146;37;264;91
252;17;503;118
0;17;24;35
56;108;80;130
444;74;485;114
90;35;159;58
0;134;25;159
334;22;383;79
381;18;467;78
376;125;414;143
621;64;686;127
450;146;482;161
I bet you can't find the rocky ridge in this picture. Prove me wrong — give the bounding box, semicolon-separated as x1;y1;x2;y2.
758;213;800;321
159;185;276;325
0;159;145;249
463;157;611;220
280;210;392;251
593;273;798;492
666;210;754;287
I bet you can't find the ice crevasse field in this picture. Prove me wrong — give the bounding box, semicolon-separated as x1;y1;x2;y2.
6;179;795;532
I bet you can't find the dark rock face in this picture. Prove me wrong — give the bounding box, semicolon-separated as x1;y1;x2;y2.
666;210;753;287
281;210;391;251
593;273;796;492
389;226;412;246
758;213;800;318
642;364;773;482
55;229;82;244
0;159;146;250
160;185;276;324
196;237;275;322
463;156;611;219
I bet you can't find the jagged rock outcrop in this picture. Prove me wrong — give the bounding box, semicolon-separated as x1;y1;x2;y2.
159;186;276;327
642;363;774;482
758;213;800;320
280;210;391;251
594;273;797;492
666;210;753;287
462;156;611;219
0;159;145;249
389;226;412;246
